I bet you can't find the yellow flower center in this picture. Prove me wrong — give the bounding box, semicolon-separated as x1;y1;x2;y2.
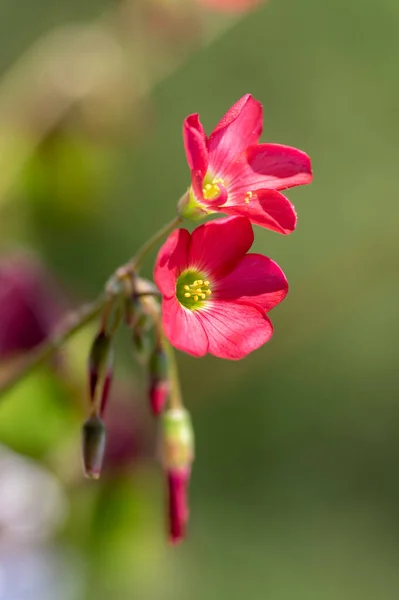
202;178;225;201
176;270;212;310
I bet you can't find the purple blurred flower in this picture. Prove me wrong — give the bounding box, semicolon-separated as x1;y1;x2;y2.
0;253;65;358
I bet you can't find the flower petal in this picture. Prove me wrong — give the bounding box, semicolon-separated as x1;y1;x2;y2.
189;216;254;276
222;189;297;234
154;228;190;297
198;300;273;359
227;143;312;195
208;94;263;177
161;296;208;357
248;143;312;189
216;253;288;311
183;114;209;177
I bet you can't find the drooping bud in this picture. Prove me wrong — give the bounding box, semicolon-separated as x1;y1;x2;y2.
88;331;113;403
131;312;154;364
162;408;195;544
149;379;169;415
82;414;107;479
148;344;169;415
167;467;190;545
99;354;114;418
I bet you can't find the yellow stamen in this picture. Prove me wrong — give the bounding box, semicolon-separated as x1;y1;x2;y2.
204;280;209;286
202;177;225;201
193;295;199;302
245;191;253;205
184;292;191;298
184;285;190;291
206;289;212;295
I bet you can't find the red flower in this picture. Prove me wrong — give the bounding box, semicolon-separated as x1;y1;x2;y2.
154;216;288;360
180;94;312;234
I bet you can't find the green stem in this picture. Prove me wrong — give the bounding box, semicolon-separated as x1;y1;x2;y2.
119;215;182;276
163;338;183;409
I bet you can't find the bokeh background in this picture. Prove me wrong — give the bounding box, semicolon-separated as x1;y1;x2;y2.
0;0;399;598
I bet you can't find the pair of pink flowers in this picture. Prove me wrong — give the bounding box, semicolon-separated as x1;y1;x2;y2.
155;94;311;544
156;94;312;361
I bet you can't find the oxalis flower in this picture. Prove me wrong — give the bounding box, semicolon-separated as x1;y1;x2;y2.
179;94;312;234
155;216;288;360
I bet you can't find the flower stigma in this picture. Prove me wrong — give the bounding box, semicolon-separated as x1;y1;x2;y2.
176;270;212;310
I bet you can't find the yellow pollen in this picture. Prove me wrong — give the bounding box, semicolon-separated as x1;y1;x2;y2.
184;292;191;298
202;177;225;201
197;279;203;285
206;289;212;295
245;191;253;205
200;293;206;300
193;295;199;302
184;285;190;291
204;280;209;286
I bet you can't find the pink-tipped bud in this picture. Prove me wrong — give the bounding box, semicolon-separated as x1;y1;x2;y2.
149;379;169;415
88;331;113;403
167;467;190;545
162;408;195;544
82;415;106;479
148;345;168;416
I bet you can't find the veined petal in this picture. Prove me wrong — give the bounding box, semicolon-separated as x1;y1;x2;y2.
208;95;263;178
222;189;296;234
216;253;288;311
198;300;273;359
183;114;208;177
161;296;208;357
154;228;190;297
189;216;254;276
228;144;312;194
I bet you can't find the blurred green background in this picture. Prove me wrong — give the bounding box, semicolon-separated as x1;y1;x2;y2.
0;0;399;598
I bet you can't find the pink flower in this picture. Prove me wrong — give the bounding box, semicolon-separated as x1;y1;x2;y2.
179;94;312;234
154;216;288;359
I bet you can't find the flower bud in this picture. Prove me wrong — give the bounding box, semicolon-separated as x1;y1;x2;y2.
161;408;195;544
161;408;195;470
82;414;106;479
88;331;113;403
149;379;169;415
148;344;169;416
99;360;113;418
167;467;190;545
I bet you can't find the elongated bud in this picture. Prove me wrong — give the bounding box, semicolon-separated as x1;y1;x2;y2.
88;331;112;403
148;344;169;415
99;360;113;418
82;415;106;479
150;379;169;415
168;467;190;545
162;408;194;544
162;408;194;470
131;311;154;364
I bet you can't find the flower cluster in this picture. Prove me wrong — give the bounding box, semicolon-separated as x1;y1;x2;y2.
81;94;312;545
